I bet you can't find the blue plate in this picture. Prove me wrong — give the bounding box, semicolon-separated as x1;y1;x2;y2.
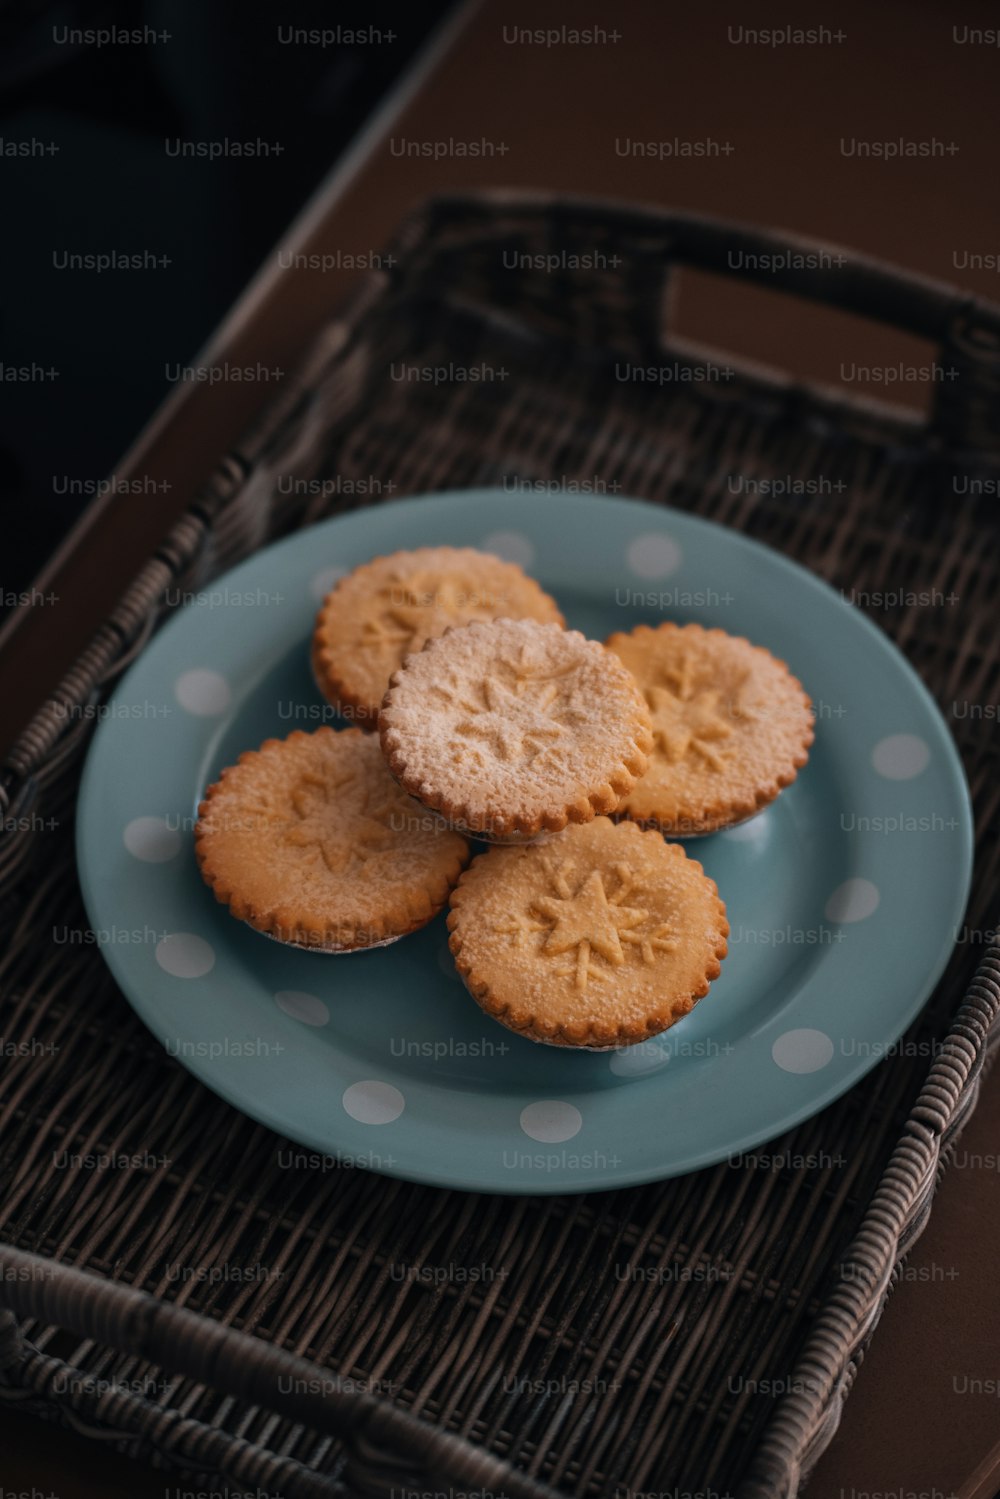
77;491;973;1193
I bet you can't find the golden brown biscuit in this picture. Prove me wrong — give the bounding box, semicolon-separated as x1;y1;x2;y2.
195;728;469;950
447;817;728;1048
606;622;813;835
379;618;653;841
312;546;563;724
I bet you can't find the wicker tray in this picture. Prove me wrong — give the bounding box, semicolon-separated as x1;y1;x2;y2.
2;192;1000;1499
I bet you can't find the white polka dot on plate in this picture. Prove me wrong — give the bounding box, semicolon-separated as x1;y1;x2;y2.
155;932;215;979
872;734;930;780
825;878;880;923
310;565;346;602
342;1080;405;1125
626;533;682;580
609;1041;671;1078
275;990;329;1027
174;669;231;716
481;530;535;568
772;1028;835;1074
123;816;181;863
520;1100;582;1143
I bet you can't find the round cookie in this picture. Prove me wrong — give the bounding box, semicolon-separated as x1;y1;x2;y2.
379;618;654;841
195;728;469;951
447;817;729;1048
312;546;564;724
606;622;813;836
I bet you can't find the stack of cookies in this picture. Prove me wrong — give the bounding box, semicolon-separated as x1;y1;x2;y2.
196;546;813;1050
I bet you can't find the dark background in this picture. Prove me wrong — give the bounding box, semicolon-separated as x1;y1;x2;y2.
0;0;450;606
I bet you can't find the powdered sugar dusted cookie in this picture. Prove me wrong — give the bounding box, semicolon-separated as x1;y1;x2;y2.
379;618;653;841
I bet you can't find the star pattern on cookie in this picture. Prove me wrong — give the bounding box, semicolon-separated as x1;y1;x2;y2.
359;611;414;651
455;675;569;763
644;656;753;773
282;770;403;874
362;574;498;658
646;684;734;771
438;649;583;766
510;861;680;991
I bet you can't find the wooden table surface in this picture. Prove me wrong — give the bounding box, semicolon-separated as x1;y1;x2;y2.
3;0;999;1492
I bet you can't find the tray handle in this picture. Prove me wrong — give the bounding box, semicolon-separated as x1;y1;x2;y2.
0;1244;558;1499
420;192;1000;455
